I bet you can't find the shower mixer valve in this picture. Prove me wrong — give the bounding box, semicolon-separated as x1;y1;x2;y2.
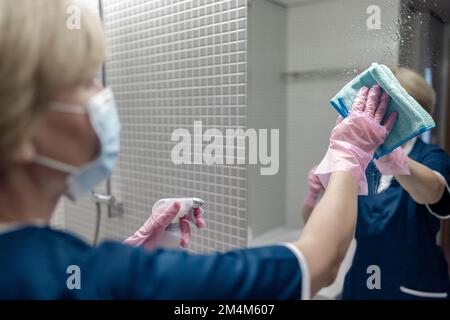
90;191;124;218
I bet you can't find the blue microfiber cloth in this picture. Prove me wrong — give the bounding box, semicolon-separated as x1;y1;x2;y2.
330;63;435;159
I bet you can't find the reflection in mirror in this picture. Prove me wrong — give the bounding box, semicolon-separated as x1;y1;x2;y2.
248;0;450;299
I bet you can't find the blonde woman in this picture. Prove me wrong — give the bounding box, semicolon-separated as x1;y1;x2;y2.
304;68;450;299
0;0;396;299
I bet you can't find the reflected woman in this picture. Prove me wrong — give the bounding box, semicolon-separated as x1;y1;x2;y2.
304;68;450;300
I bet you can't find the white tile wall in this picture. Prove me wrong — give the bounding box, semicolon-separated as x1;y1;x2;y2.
61;0;248;253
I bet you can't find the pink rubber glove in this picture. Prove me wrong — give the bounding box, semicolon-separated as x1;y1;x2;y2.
315;85;398;195
304;166;324;207
373;146;410;176
179;206;206;248
124;200;206;250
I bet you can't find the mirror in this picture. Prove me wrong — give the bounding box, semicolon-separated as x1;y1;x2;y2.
248;0;450;298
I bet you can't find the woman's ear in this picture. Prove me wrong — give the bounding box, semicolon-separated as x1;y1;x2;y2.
10;141;36;164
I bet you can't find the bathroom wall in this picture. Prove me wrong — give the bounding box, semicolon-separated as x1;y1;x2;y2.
63;0;249;253
50;200;65;230
247;0;287;238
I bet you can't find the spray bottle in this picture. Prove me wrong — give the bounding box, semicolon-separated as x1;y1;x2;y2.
155;198;205;249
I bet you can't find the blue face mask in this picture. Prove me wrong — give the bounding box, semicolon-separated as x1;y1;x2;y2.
35;88;121;201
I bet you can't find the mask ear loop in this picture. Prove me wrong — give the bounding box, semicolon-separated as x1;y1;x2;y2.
34;155;79;173
49;102;86;114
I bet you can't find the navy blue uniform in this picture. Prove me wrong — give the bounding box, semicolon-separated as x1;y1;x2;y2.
343;139;450;299
0;226;304;299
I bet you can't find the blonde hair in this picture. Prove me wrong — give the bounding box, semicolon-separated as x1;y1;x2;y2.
0;0;106;163
391;67;436;115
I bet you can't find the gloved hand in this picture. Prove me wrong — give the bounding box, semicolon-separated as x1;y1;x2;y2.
373;146;410;176
179;206;206;248
315;85;398;195
124;200;206;250
304;165;324;207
